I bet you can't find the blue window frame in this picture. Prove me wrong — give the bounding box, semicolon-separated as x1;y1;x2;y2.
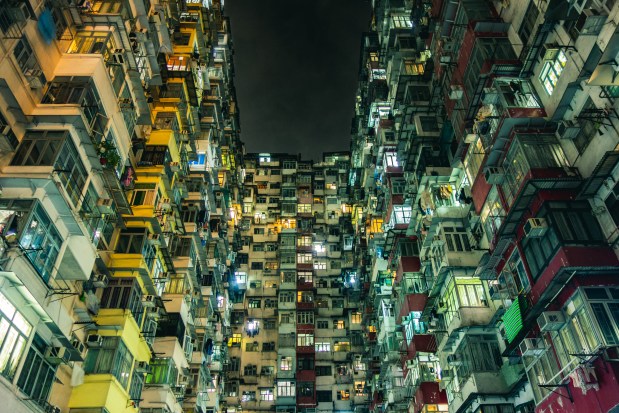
19;203;63;282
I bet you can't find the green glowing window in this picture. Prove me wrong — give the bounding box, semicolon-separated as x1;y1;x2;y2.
539;49;567;95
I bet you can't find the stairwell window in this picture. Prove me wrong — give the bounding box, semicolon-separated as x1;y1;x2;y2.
539;49;567;95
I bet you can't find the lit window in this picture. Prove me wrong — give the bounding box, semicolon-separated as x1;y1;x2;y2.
297;334;315;347
260;388;274;401
0;292;32;380
335;320;345;329
315;342;331;352
313;243;326;253
313;260;327;270
297;253;312;263
241;391;256;401
384;152;399;167
229;333;242;347
277;381;295;397
280;357;293;371
391;205;412;225
297;236;312;247
297;204;312;213
334;341;350;352
351;312;362;324
539;49;567;95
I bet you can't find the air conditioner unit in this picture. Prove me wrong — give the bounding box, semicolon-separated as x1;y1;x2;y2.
45;405;61;413
148;233;161;245
395;331;404;341
484;166;506;185
519;338;546;356
142;295;156;308
523;218;548;238
489;283;508;300
441;369;453;380
436;301;447;314
112;49;126;66
135;361;150;373
71;336;86;355
92;273;109;288
542;45;561;61
537;311;566;332
86;334;103;348
447;354;462;366
44;346;69;364
405;359;414;369
556;120;581;140
449;85;464;100
97;198;114;214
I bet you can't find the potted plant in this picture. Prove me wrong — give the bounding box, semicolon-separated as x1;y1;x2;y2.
97;140;121;169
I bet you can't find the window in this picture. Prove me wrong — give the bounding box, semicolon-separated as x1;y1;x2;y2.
518;1;539;45
297;253;312;264
297;312;314;324
573;98;602;154
280;356;292;371
244;364;257;376
298;381;314;397
392;14;412;28
463;137;485;186
229;333;242;347
17;335;56;407
313;260;327;270
337;390;350;400
254;227;265;235
241;391;256;402
0;292;32;380
12;131;87;207
315;342;331;352
539;49;567;95
277;381;295;397
101;279;144;325
317;390;332;402
297;291;314;303
334;341;350;352
297;236;312;247
316;365;332;376
263;342;276;351
282;188;296;198
297;333;314;347
252;243;265;252
391;205;412;225
260;388;274;401
251;262;264;270
279;292;295;303
335;320;345;329
283;161;296;169
297;204;312;213
443;226;471;252
351;312;362;324
84;336;134;389
317;320;329;329
265;298;277;308
248;299;261;308
13;36;46;87
146;357;178;386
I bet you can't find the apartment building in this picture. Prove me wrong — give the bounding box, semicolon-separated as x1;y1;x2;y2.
221;152;369;413
350;0;619;413
0;0;240;412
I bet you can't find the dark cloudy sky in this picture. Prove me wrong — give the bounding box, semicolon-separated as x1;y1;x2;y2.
225;0;372;160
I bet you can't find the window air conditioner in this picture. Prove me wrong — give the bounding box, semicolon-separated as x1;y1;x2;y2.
92;273;109;288
537;311;566;332
519;338;546;356
86;334;103;348
555;120;581;140
96;198;114;214
523;218;548;238
142;295;156;308
44;346;69;364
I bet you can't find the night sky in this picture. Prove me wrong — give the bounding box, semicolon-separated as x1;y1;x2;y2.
225;0;372;160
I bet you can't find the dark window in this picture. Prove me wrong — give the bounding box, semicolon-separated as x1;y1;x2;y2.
317;390;332;402
251;262;264;270
518;1;539;45
315;365;332;376
17;335;56;408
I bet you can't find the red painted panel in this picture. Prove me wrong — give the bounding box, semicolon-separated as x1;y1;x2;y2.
535;356;619;413
415;382;448;411
401;256;421;273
